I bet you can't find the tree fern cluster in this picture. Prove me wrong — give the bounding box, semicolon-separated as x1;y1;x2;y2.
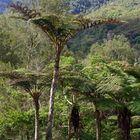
0;0;140;140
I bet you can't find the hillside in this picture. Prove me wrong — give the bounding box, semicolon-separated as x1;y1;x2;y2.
0;0;109;14
69;0;140;56
88;0;140;19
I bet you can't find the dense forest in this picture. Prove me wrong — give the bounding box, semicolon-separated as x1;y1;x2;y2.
0;0;140;140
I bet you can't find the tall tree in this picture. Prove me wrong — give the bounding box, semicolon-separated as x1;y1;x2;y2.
10;2;122;139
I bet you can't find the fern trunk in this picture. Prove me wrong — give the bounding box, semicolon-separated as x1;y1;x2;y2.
46;45;61;140
33;96;40;140
95;110;101;140
118;107;131;140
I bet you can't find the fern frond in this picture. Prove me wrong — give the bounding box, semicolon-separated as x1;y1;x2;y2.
10;2;124;45
75;17;123;30
67;17;124;41
10;2;41;20
125;68;140;80
0;71;51;93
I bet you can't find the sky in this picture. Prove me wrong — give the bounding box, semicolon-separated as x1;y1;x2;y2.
0;0;32;13
0;0;12;13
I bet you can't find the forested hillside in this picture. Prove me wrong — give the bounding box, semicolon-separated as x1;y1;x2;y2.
69;0;140;57
0;0;140;140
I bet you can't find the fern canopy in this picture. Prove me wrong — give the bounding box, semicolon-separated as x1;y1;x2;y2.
10;2;123;46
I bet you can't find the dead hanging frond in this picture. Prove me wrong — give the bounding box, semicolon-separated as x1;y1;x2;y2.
10;1;41;20
69;104;80;133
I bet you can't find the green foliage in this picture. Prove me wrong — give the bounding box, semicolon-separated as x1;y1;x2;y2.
0;110;34;138
131;128;140;139
90;35;137;64
132;116;140;128
129;99;140;115
0;16;22;66
88;0;140;19
39;0;70;15
60;56;76;67
69;25;107;56
0;15;53;69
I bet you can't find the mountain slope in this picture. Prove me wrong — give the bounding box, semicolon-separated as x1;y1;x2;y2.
69;0;140;55
0;0;108;14
87;0;140;19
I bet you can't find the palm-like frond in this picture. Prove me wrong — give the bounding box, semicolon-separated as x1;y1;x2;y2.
96;64;139;104
0;71;51;94
59;70;95;97
74;16;122;30
10;2;124;45
125;68;140;81
29;15;77;44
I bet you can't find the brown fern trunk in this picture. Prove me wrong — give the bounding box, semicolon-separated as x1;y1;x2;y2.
118;107;131;140
33;95;40;140
95;110;101;140
46;45;61;140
